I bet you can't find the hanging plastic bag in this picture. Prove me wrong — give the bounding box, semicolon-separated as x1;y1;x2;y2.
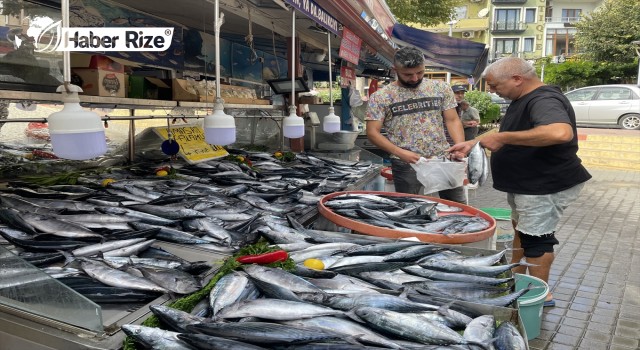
348;86;363;107
410;157;466;193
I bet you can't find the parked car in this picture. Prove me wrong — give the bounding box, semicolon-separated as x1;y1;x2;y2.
564;84;640;130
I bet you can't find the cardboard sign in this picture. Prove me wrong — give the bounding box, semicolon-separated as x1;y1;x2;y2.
339;27;362;65
153;125;228;164
341;66;356;88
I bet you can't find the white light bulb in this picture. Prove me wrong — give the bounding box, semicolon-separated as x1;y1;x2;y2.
283;106;305;138
323;107;341;133
48;84;107;160
204;99;236;146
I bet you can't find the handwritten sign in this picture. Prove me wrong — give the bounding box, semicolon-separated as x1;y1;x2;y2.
340;66;356;87
153;125;228;164
339;27;362;65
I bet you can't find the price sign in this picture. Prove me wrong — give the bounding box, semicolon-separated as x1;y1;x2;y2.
153;125;228;164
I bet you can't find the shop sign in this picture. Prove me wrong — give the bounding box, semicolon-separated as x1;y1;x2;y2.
30;21;174;53
154;125;228;164
340;66;356;87
339;27;362;65
283;0;340;36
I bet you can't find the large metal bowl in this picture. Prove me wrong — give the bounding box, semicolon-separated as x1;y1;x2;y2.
330;130;360;145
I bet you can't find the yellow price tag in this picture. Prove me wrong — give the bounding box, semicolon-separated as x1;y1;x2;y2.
154;125;228;163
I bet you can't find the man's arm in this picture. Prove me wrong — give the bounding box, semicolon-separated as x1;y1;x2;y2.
480;123;574;152
366;120;420;163
443;108;465;144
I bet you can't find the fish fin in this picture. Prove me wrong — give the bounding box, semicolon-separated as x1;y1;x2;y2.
344;308;365;324
59;250;75;266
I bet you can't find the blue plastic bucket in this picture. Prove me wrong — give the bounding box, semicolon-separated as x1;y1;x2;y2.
515;273;549;340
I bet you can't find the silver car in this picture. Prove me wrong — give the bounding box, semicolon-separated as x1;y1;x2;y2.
564;84;640;130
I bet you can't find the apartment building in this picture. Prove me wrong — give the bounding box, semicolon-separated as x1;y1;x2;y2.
422;0;604;81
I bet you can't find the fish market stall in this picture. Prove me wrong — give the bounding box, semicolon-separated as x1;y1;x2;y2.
0;242;227;350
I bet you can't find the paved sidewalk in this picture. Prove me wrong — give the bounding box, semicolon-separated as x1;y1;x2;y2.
467;168;640;350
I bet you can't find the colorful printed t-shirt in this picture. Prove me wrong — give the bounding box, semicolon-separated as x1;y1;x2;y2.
366;80;457;158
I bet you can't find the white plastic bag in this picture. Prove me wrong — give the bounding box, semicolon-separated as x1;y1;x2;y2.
410;157;466;193
348;86;363;107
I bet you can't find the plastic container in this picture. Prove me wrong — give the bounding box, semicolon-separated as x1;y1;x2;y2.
318;191;496;244
515;273;549;340
480;207;513;243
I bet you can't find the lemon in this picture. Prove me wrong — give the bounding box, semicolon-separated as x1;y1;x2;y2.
303;258;325;270
101;178;115;187
236;156;245;162
274;151;283;157
156;170;169;176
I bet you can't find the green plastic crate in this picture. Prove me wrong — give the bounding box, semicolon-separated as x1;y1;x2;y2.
480;207;512;221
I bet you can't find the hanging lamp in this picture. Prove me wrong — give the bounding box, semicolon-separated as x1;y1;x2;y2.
203;0;236;145
282;8;304;139
48;0;106;160
322;32;340;133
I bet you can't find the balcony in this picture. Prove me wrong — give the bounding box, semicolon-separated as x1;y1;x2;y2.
490;21;527;33
545;17;581;26
492;0;527;4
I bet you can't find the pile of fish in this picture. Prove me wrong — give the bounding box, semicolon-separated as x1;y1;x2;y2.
124;241;530;349
324;193;492;235
0;152;378;304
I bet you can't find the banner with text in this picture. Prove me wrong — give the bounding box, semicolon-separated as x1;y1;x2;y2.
284;0;340;36
339;27;362;66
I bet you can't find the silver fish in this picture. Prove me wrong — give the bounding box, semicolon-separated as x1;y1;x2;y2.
121;325;192;350
135;264;201;294
216;298;343;321
494;321;526;350
21;213;103;239
79;259;167;293
209;271;257;316
463;315;496;350
282;316;402;349
71;238;146;257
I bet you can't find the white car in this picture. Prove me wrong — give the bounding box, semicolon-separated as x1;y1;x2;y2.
564;84;640;130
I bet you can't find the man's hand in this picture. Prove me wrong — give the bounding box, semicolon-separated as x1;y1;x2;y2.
397;149;421;164
447;140;477;160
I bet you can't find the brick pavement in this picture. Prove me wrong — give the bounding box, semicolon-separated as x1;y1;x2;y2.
467;168;640;350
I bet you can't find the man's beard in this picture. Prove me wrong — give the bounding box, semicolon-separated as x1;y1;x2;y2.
397;77;422;89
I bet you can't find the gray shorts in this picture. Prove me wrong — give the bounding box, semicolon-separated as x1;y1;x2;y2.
507;183;585;237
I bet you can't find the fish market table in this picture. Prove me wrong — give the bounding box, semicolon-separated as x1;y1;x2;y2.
317;190;497;250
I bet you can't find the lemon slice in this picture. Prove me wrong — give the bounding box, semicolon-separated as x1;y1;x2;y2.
303;258;325;270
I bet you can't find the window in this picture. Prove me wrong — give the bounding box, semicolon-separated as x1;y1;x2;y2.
454;6;467;20
525;9;536;23
566;88;597;102
495;38;519;55
546;29;576;56
523;38;534;52
495;9;521;30
561;9;581;22
597;88;632;101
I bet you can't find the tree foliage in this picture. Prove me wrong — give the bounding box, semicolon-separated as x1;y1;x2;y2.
386;0;464;26
464;90;500;124
535;58;638;90
574;0;640;63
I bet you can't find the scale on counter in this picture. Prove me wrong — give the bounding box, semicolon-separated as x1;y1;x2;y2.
317;142;355;151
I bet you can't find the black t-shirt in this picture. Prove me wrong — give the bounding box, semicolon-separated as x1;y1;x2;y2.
491;85;591;195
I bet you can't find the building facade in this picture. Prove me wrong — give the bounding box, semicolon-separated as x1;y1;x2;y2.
420;0;604;83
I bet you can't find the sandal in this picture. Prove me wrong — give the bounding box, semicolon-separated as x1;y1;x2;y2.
543;299;556;307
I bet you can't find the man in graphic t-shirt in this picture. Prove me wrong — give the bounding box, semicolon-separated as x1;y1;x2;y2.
366;46;466;203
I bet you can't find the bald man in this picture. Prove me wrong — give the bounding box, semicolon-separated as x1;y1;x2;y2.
448;57;591;307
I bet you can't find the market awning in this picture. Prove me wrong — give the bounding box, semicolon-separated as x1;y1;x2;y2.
391;23;488;81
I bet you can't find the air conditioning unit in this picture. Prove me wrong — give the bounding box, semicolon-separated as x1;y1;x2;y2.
462;31;475;38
